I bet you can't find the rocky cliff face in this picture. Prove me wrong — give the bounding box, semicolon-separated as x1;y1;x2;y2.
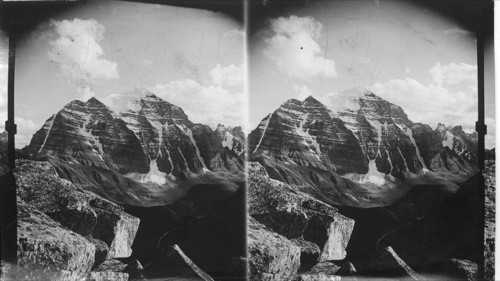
22;88;245;206
14;160;140;270
248;162;355;280
249;88;478;207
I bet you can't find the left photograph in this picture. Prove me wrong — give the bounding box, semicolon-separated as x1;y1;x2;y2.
0;1;246;280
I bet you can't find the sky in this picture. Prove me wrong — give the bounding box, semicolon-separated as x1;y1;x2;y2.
249;0;495;148
0;0;495;149
0;1;244;147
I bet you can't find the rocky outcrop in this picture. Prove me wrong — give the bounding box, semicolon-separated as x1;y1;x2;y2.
87;271;128;281
484;155;495;280
15;159;140;264
295;262;344;281
16;198;96;280
248;162;354;261
248;162;355;279
290;238;320;269
88;259;129;281
303;209;354;261
441;259;478;281
124;259;147;281
248;217;301;281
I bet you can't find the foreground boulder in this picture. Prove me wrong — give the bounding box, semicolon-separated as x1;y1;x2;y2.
14;198;95;280
87;271;128;281
88;260;128;281
248;217;301;281
303;209;355;261
15;159;140;262
290;238;320;269
248;162;355;262
441;259;477;281
295;262;342;281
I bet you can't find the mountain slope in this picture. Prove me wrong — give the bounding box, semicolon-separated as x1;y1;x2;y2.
22;89;245;206
249;88;477;207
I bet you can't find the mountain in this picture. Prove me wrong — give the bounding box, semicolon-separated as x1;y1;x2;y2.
248;88;478;207
22;88;245;206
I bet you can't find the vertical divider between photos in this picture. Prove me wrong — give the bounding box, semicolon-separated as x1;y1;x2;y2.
1;25;18;269
474;2;490;280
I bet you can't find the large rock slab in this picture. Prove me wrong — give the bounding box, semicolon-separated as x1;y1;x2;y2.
15;159;140;261
248;217;301;281
295;262;342;280
441;259;477;281
87;271;128;281
290;238;320;269
249;161;355;266
16;198;96;280
303;209;355;261
89;259;129;281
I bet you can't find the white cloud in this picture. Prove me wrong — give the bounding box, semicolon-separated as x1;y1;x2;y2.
485;117;496;149
140;58;152;66
151;64;244;129
264;15;337;80
77;86;95;101
443;27;470;36
370;63;478;131
293;84;312;101
48;18;119;100
210;64;244;87
429;62;477;85
224;28;244;38
13;117;40;148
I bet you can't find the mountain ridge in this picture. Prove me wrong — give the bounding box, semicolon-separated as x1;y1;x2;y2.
21;89;245;206
248;87;478;207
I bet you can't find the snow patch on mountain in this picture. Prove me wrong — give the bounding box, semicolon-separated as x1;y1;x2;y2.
406;127;428;171
253;113;272;153
222;131;234;150
344;158;392;186
38;114;55;154
77;115;104;159
177;124;209;172
295;113;321;158
442;131;454;149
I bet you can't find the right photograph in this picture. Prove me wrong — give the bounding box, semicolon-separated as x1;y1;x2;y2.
247;0;493;280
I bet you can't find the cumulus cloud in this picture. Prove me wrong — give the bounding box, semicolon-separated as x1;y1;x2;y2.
12;117;41;148
48;18;119;100
210;64;244;87
429;62;477;85
370;62;478;132
224;28;244;38
485;117;496;149
293;84;312;101
443;27;470;36
150;64;244;129
264;15;337;80
140;58;152;66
